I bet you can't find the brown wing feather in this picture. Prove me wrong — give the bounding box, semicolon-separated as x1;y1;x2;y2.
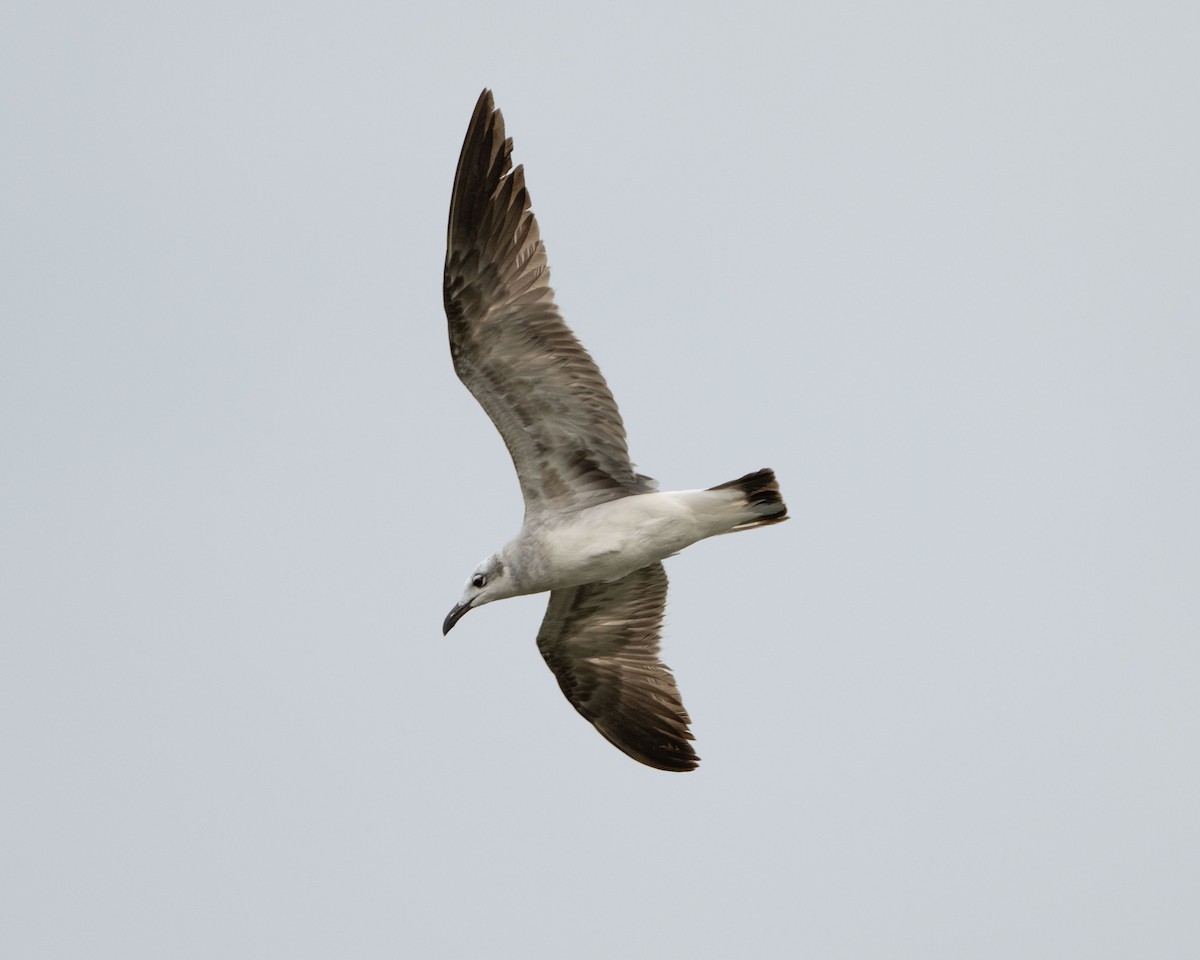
443;89;654;518
536;562;698;772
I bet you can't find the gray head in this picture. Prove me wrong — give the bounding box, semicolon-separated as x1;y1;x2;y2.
442;553;517;635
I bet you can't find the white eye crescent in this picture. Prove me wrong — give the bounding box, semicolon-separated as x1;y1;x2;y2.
471;574;486;588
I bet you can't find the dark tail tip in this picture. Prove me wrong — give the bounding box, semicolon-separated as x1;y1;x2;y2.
709;468;789;527
708;467;784;506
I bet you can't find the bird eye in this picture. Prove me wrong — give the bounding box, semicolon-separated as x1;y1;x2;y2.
471;574;486;589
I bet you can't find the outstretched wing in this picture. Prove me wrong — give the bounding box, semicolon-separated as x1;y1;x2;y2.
443;89;654;519
536;562;698;772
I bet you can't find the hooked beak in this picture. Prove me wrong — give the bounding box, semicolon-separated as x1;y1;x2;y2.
442;600;473;635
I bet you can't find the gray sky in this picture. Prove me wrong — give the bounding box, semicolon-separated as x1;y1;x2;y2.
3;2;1198;957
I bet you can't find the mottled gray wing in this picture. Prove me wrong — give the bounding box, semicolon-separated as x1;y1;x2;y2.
443;89;654;519
536;562;698;772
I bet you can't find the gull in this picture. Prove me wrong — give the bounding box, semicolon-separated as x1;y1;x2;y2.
441;90;788;772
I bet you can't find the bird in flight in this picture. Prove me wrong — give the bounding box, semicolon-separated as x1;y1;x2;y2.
441;90;788;771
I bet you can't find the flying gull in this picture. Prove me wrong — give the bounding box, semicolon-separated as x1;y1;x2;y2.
441;90;788;772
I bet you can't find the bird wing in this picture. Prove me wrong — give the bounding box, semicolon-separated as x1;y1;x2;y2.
443;89;654;520
535;562;698;771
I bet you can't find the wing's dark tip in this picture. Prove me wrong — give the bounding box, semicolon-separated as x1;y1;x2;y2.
446;89;511;253
609;734;699;773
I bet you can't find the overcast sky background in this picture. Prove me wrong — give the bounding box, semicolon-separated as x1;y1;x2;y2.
3;2;1198;957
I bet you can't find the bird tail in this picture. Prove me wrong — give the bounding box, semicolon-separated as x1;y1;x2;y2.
706;468;789;532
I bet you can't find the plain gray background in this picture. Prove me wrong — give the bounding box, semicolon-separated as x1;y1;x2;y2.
3;2;1197;957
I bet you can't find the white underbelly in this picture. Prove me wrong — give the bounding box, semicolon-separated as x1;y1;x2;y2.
539;493;709;588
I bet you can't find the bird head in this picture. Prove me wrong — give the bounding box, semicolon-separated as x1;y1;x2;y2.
442;553;515;634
